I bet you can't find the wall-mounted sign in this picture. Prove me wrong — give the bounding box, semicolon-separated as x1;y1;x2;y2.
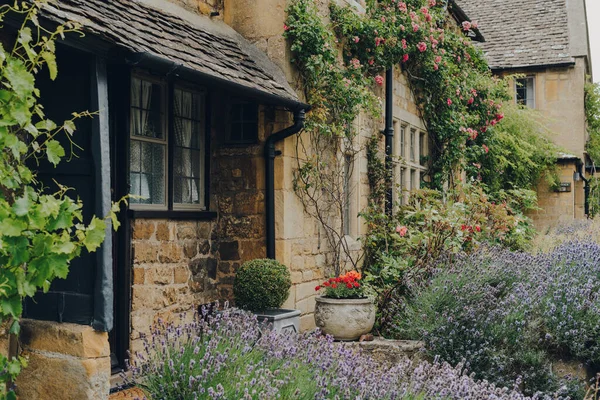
556;182;571;192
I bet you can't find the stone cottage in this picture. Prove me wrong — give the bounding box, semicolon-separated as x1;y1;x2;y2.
10;0;479;398
456;0;593;231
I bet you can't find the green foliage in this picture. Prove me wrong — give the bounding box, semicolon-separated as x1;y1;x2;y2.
233;259;292;312
362;142;536;332
479;103;560;192
585;81;600;164
0;2;123;396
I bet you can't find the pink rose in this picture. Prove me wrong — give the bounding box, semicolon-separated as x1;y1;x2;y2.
398;2;407;12
482;144;489;153
402;54;409;63
462;21;471;31
412;23;420;32
353;36;360;43
428;0;436;6
401;38;407;49
283;24;290;31
396;226;408;237
375;75;384;86
417;42;427;52
447;98;452;106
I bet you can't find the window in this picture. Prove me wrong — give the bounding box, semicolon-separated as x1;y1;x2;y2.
130;76;167;207
129;74;206;210
410;128;416;162
400;124;406;159
229;101;258;144
173;87;206;208
343;154;353;236
400;167;406;205
411;169;418;191
516;77;535;108
419;132;427;166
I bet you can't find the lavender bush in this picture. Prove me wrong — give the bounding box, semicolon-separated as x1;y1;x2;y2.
390;241;600;397
125;305;559;399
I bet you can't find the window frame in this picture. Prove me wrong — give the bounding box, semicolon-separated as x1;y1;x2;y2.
172;82;207;211
515;76;535;109
226;100;259;146
128;70;210;214
129;73;169;211
410;128;416;162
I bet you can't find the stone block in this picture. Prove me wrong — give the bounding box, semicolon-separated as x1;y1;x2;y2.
146;266;173;285
296;295;316;315
190;257;218;280
300;314;316;332
155;222;171;241
296;281;319;302
183;241;198;259
133;242;159;264
174;266;190;284
239;240;265;261
219;241;240;261
199;239;211;255
158;243;183;263
16;351;110;400
133;267;145;285
132;220;154;240
20;319;109;359
291;271;303;284
177;223;198;240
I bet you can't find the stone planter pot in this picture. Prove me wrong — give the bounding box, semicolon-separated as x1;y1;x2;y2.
254;309;301;333
314;297;375;341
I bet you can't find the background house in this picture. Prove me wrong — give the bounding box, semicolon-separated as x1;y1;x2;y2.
456;0;593;231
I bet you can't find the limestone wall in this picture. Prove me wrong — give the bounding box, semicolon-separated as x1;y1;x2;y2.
223;0;425;331
529;161;581;232
501;60;588;159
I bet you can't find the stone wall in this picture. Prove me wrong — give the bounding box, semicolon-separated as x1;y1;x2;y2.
16;319;111;399
223;0;425;331
129;219;218;355
529;161;581;232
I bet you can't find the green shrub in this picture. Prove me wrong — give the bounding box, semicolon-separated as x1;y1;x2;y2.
233;259;291;312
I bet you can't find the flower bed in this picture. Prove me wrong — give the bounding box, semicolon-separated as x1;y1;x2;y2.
124;306;560;399
389;238;600;398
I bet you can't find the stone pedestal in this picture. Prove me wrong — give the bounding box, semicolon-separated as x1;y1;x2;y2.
16;319;110;400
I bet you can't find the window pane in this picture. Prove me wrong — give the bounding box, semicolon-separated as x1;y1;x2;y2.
229;102;258;143
131;78;164;139
173;87;204;207
130;140;165;205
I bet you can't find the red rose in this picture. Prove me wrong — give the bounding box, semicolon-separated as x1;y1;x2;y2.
354;282;360;288
331;284;337;289
315;286;321;291
346;283;353;289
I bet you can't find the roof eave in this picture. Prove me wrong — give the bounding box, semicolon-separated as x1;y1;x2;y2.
448;0;485;42
490;60;577;72
129;52;310;111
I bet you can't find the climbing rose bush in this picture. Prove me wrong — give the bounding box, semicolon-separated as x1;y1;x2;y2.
125;306;566;399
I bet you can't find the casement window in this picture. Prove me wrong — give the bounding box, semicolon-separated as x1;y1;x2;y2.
411;169;418;191
410;128;416;162
343;154;353;236
515;77;535;108
129;74;207;210
400;167;406;205
419;132;427;166
400;124;406;158
228;101;258;144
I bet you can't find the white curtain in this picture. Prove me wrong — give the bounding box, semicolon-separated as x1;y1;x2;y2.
131;78;154;202
175;89;199;204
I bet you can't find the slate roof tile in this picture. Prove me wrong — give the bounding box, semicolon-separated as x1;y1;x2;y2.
455;0;574;69
40;0;301;105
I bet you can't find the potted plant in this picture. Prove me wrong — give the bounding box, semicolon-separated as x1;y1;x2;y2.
233;259;300;333
314;271;375;341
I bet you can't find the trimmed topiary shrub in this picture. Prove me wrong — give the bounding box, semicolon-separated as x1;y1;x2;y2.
233;259;291;312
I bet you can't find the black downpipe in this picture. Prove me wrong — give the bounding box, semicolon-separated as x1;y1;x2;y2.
383;68;394;216
265;109;306;259
577;162;590;216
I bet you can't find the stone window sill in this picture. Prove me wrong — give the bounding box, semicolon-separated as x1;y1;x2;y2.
127;210;217;220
